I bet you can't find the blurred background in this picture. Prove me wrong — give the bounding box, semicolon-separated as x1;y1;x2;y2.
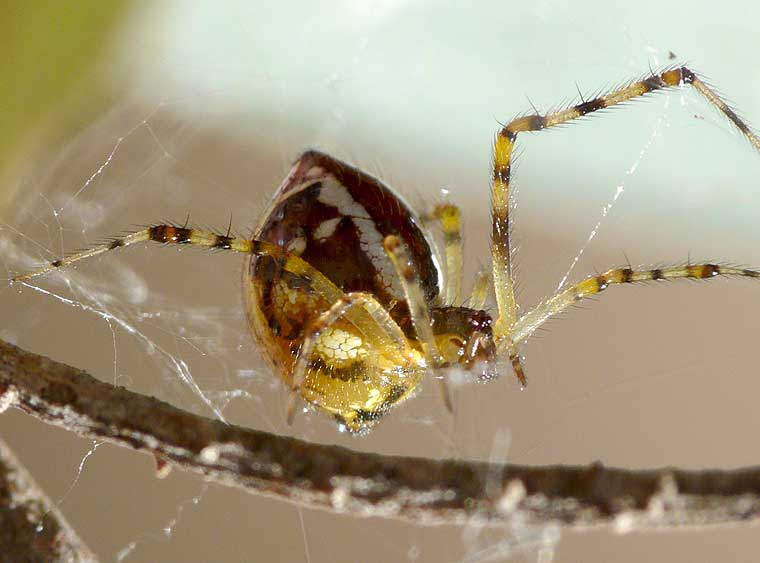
2;1;760;561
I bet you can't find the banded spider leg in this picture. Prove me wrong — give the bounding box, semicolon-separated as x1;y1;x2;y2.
491;66;760;379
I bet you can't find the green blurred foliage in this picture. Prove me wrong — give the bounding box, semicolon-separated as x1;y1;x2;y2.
0;1;131;206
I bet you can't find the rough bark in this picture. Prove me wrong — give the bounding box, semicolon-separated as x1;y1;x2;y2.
0;436;97;562
2;338;760;534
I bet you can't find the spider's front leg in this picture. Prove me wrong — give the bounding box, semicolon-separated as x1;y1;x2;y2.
490;65;760;387
490;140;526;385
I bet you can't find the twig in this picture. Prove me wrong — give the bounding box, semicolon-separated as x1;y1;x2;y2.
0;436;97;562
2;338;760;531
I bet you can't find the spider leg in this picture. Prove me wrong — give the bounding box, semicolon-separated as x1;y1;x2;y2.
384;234;453;412
466;266;521;388
420;202;464;305
469;268;491;311
11;225;255;281
432;203;464;305
491;66;760;382
287;291;414;425
511;263;760;345
13;224;407;364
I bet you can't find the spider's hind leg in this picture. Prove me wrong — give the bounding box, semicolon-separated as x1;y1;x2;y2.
13;222;412;370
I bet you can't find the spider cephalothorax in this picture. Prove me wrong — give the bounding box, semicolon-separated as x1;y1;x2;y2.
14;65;760;433
429;307;497;380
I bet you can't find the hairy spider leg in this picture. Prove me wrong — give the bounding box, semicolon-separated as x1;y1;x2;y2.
287;291;417;424
492;66;760;381
13;225;408;365
384;234;453;412
419;202;464;305
470;269;491;311
432;203;464;305
511;264;760;345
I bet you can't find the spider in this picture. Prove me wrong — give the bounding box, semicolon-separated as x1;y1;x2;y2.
13;66;760;434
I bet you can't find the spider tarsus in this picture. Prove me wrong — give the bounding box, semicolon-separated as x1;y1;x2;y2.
437;378;454;413
286;394;299;426
509;352;527;388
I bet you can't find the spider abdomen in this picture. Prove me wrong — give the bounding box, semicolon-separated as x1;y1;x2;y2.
244;151;441;431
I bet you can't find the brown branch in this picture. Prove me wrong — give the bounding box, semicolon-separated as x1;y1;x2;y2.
2;338;760;531
0;436;97;562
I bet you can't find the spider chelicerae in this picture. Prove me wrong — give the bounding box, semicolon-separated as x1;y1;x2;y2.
14;65;760;434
